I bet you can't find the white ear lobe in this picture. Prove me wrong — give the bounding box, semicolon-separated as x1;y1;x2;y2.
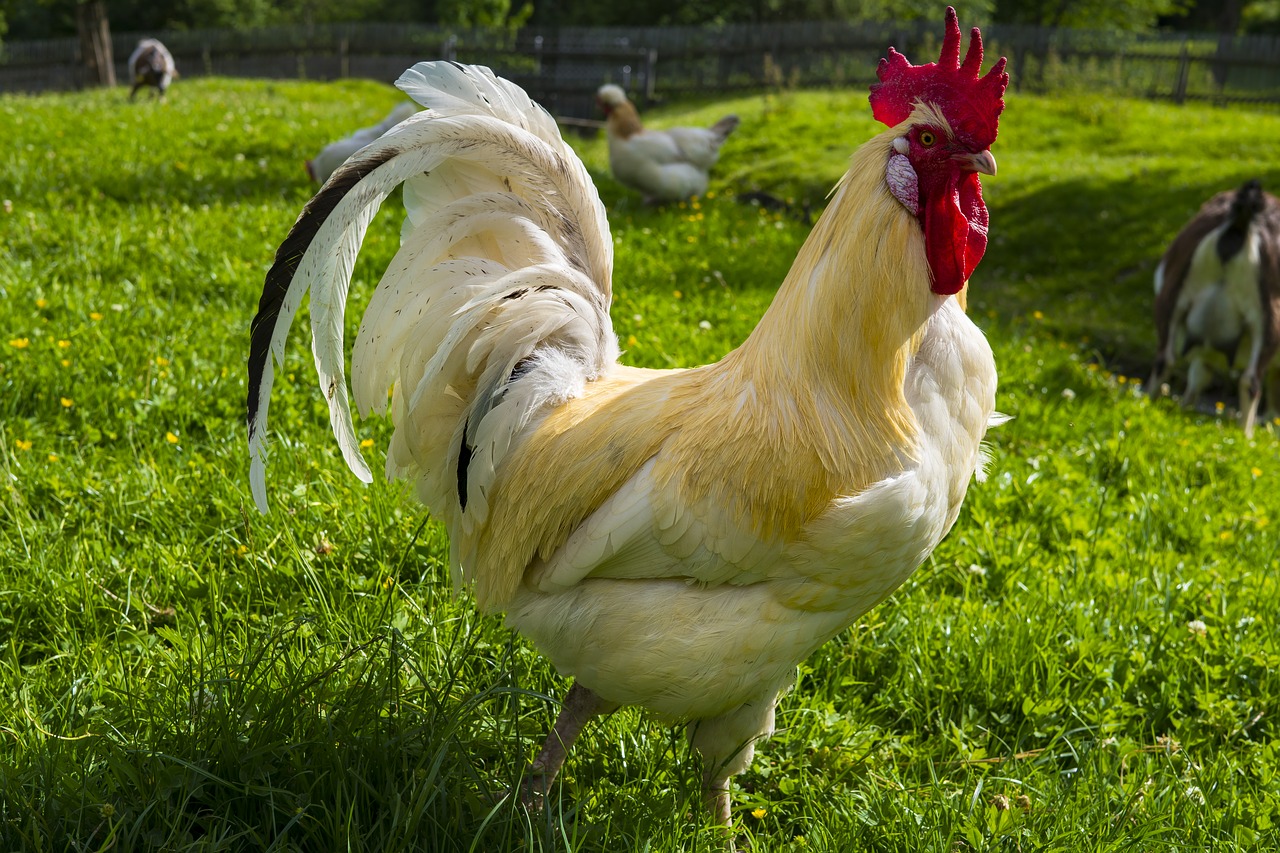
886;153;919;215
892;136;910;155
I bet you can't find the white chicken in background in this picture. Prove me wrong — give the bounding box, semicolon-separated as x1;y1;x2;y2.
305;101;420;185
596;83;738;202
128;39;178;101
1148;178;1280;436
248;8;1007;835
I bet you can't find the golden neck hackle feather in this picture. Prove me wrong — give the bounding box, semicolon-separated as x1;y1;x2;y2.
468;123;943;610
723;125;932;481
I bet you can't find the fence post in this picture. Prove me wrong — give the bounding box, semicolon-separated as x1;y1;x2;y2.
340;37;350;78
1174;40;1190;104
645;47;657;101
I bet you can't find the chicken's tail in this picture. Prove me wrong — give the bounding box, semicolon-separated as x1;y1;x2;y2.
247;62;617;535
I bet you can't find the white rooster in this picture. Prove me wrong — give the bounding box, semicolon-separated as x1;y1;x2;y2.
596;83;739;202
249;10;1006;832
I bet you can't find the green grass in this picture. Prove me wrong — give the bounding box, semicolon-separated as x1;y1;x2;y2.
2;76;1280;851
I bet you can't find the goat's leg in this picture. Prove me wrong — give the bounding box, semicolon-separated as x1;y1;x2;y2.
1240;371;1262;438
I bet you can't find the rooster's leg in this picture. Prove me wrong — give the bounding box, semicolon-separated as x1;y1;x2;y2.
521;681;617;808
701;771;741;852
702;770;733;826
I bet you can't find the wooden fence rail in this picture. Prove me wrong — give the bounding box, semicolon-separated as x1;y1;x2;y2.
3;20;1279;116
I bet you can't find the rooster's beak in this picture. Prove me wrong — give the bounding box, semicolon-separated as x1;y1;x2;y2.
955;150;997;176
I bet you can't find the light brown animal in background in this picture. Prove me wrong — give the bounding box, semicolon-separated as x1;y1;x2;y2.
1148;179;1280;436
596;83;738;202
248;8;1007;836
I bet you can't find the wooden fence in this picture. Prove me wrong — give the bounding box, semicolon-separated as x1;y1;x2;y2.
3;20;1279;117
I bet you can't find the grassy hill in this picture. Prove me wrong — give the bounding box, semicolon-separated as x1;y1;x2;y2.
2;76;1279;851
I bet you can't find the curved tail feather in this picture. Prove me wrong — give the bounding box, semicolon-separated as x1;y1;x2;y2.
247;62;616;524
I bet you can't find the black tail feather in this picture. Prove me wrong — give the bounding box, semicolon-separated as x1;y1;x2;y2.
245;144;403;441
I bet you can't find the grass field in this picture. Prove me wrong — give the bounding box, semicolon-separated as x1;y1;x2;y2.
2;74;1280;851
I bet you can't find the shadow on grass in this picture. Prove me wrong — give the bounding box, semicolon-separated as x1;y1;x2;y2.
979;165;1280;379
0;617;610;852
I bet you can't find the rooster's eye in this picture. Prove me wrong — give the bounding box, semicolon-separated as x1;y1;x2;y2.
919;130;937;147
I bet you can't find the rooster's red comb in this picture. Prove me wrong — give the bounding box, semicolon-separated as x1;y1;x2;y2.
868;7;1008;148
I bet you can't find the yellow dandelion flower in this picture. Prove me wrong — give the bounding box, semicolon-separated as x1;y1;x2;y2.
9;338;29;349
60;397;73;408
60;359;71;367
35;297;48;309
15;439;32;451
89;312;103;321
1215;401;1225;412
673;290;683;299
686;235;696;243
1219;530;1234;541
626;335;638;348
166;432;179;444
156;356;170;367
381;576;395;591
47;453;58;462
751;807;767;819
1251;467;1263;478
359;438;374;449
1032;310;1044;320
57;339;71;349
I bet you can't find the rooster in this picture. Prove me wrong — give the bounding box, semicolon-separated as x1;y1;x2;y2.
128;39;177;101
596;83;739;202
305;101;419;185
1147;179;1280;436
248;8;1006;830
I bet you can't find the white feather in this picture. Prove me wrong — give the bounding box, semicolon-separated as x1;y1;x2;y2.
250;63;617;527
397;62;562;148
